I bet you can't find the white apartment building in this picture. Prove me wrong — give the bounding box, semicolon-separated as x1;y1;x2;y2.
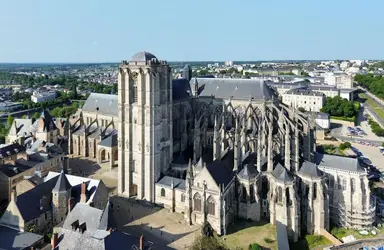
31;91;57;103
310;85;340;98
325;72;353;89
282;88;325;112
225;61;234;67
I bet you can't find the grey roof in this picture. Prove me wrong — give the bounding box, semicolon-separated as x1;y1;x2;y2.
238;163;258;179
172;78;192;101
299;160;323;178
286;88;324;96
0;143;25;159
315;153;365;172
205;150;235;188
8;119;34;138
238;153;259;179
130;51;157;62
0;163;35;177
310;84;338;91
37;109;57;132
52;170;72;193
56;228;151;250
157;176;184;189
82;93;118;117
63;203;104;232
272;163;293;183
98;133;118;147
339;88;357;93
0;226;43;250
190;78;274;101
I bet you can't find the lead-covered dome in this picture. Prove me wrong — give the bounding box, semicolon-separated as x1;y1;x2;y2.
130;51;157;62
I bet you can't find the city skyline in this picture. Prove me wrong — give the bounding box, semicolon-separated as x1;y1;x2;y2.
0;0;383;63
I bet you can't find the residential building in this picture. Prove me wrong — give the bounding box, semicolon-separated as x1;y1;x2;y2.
0;171;109;234
310;85;340;98
31;91;57;103
339;89;358;101
282;88;325;112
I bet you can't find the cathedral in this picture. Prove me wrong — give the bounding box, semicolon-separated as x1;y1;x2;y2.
75;51;375;242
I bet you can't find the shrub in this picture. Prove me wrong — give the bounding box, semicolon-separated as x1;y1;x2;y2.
249;243;262;250
264;237;274;243
339;142;351;150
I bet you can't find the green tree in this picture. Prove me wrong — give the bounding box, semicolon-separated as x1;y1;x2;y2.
249;243;262;250
6;115;14;129
190;236;229;250
33;112;41;120
339;142;351;150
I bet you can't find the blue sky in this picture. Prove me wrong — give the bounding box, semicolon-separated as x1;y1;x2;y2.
0;0;383;63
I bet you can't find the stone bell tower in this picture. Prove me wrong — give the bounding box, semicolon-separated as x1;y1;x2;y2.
118;52;173;202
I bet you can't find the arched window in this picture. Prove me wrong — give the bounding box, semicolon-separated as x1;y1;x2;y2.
181;193;185;202
250;185;255;203
193;193;202;212
278;186;283;203
286;188;291;206
342;179;347;191
313;182;317;200
351;178;356;193
241;185;247;202
160;188;165;197
207;196;215;216
337;176;342;190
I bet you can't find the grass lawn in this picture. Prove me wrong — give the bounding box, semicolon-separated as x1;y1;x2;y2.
220;220;277;250
360;93;384;120
331;227;382;241
290;235;332;250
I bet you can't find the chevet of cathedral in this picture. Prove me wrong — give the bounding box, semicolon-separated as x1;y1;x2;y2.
69;51;374;242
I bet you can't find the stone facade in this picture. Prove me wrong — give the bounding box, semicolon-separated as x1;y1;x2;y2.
111;52;375;242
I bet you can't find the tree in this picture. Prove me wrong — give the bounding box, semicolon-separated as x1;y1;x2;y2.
190;235;229;250
6;115;14;129
339;142;351;150
33;112;41;120
298;107;306;112
249;243;262;250
21;115;28;119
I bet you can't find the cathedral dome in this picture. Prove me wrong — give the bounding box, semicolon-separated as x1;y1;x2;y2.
130;51;157;62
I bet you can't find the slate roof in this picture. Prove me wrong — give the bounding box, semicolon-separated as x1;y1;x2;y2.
55;229;151;250
98;133;118;147
37;109;57;132
52;170;72;192
14;172;103;222
63;203;104;232
16;176;59;222
8;119;34;138
0;163;35;178
157;176;185;189
0;143;25;159
0;225;43;250
272;163;293;183
190;78;274;101
286;88;324;96
130;51;157;62
205;150;235;188
299;160;323;178
315;153;365;172
82;93;118;117
238;153;259;180
172;78;192;101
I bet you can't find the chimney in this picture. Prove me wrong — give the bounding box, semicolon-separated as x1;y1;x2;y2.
11;187;17;202
51;233;58;249
68;197;74;212
139;235;144;250
80;182;86;203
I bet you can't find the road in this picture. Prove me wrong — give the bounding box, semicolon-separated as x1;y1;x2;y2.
358;87;384;127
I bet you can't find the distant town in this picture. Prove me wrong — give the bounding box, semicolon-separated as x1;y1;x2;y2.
1;57;384;250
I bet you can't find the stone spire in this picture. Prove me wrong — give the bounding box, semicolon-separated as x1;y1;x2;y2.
213;115;220;160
